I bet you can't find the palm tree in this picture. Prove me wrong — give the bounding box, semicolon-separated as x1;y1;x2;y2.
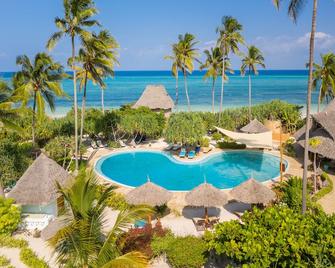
274;0;318;214
47;0;100;171
76;30;119;142
311;53;335;112
49;171;152;267
240;45;265;121
164;44;182;111
14;53;66;144
216;16;244;121
200;47;223;113
175;33;199;111
309;137;321;193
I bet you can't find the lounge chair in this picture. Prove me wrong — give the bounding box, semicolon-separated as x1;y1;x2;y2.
119;140;127;147
96;140;105;148
91;140;98;149
192;217;206;232
165;144;173;151
130;139;137;148
172;144;181;151
179;148;186;158
188;150;195;159
202;147;212;153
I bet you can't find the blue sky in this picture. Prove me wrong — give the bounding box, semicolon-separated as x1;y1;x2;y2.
0;0;335;71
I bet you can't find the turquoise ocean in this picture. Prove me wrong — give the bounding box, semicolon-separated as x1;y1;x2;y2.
0;70;321;117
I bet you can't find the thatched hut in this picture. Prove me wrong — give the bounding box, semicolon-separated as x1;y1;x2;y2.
132;85;174;113
7;153;71;216
294;99;335;160
230;178;276;205
240;119;269;134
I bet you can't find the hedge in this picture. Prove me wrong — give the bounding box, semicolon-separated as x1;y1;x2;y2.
217;141;246;150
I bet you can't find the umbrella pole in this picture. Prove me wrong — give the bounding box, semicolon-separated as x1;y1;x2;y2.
147;215;152;226
205;207;209;224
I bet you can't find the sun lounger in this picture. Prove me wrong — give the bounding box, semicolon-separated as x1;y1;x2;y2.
192;217;206;231
96;140;105;148
165;144;173;151
179;148;186;158
91;140;98;149
202;147;212;153
188;150;195;159
119;140;127;147
130;139;137;148
172;144;181;151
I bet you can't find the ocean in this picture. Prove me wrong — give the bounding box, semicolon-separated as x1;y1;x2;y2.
0;70;320;117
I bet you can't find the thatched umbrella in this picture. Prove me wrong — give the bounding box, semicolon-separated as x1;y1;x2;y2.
126;178;172;223
230;178;276;205
185;182;228;223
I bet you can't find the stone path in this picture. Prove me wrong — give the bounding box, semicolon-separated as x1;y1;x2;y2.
318;173;335;214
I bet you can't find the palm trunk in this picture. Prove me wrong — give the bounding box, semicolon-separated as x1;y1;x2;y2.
71;35;79;171
211;78;216;114
317;84;322;113
302;0;318;214
184;70;190;111
80;71;88;143
101;89;105;114
219;47;226;123
0;179;4;198
313;152;317;193
32;91;37;144
248;71;252;122
175;72;179;112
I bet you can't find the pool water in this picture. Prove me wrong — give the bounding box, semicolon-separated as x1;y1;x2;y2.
95;150;286;191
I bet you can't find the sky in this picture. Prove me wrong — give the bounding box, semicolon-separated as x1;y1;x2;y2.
0;0;335;71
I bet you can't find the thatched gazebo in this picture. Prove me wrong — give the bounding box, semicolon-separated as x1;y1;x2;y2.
185;182;228;223
132;85;174;113
240;119;269;134
7;153;71;216
230;178;276;205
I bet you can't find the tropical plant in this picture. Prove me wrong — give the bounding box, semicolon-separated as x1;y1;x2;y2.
75;30;119;142
311;53;335;112
274;0;318;214
175;33;200;111
47;0;100;171
48;170;152;267
216;16;244;121
0;197;21;235
240;45;265;121
13;53;66;144
309;137;322;193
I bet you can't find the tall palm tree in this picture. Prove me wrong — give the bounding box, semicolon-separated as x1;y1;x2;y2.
47;0;100;171
200;47;223;113
164;44;182;111
76;30;119;142
175;33;199;111
274;0;318;214
14;53;66;144
240;45;265;121
216;16;244;121
311;53;335;112
49;171;151;267
309;137;321;193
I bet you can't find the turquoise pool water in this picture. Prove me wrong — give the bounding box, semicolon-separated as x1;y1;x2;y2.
95;150;286;191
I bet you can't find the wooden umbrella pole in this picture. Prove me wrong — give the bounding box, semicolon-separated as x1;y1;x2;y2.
205;207;209;224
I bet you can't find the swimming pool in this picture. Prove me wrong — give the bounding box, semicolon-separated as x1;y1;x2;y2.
95;150;287;191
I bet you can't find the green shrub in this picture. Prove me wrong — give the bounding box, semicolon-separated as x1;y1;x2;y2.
313;172;333;201
107;140;121;149
0;197;21;235
217;141;246;149
19;247;49;268
212;132;222;141
152;233;207;268
0;235;28;248
198;137;209;147
0;255;10;267
206;205;335;267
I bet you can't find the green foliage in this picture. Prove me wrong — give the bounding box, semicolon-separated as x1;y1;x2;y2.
313;172;333;201
283;137;296;157
212;132;223;141
0;235;28;248
0;197;21;235
44;136;74;166
217;141;246;149
152;233;207;268
107;191;130;211
19;248;49;268
0;255;10;267
206;205;335;267
199;137;210;147
165;112;206;145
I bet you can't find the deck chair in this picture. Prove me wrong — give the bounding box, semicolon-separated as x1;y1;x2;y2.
188;150;196;159
179;148;186;158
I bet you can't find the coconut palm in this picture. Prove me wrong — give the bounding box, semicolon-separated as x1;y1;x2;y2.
241;45;265;121
200;47;225;113
47;0;100;171
309;137;321;193
216;16;244;121
13;53;66;144
311;53;335;112
76;30;119;142
49;170;152;267
274;0;318;214
164;44;182;111
175;33;200;111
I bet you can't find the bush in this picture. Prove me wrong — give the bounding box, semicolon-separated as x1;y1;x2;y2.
198;137;209;147
0;197;21;235
152;233;207;268
44;136;74;166
217;141;246;150
206;205;335;267
0;235;28;248
0;255;10;267
19;247;49;268
283;137;296;157
313;172;333;201
212;132;222;141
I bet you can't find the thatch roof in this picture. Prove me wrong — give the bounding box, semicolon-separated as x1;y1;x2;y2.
126;181;172;206
240;119;269;134
230;178;276;204
185;183;228;208
132;85;174;111
8;153;71;205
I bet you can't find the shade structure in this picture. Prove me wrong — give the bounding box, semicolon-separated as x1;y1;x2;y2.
126;181;172;206
185;183;228;208
230;178;276;204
